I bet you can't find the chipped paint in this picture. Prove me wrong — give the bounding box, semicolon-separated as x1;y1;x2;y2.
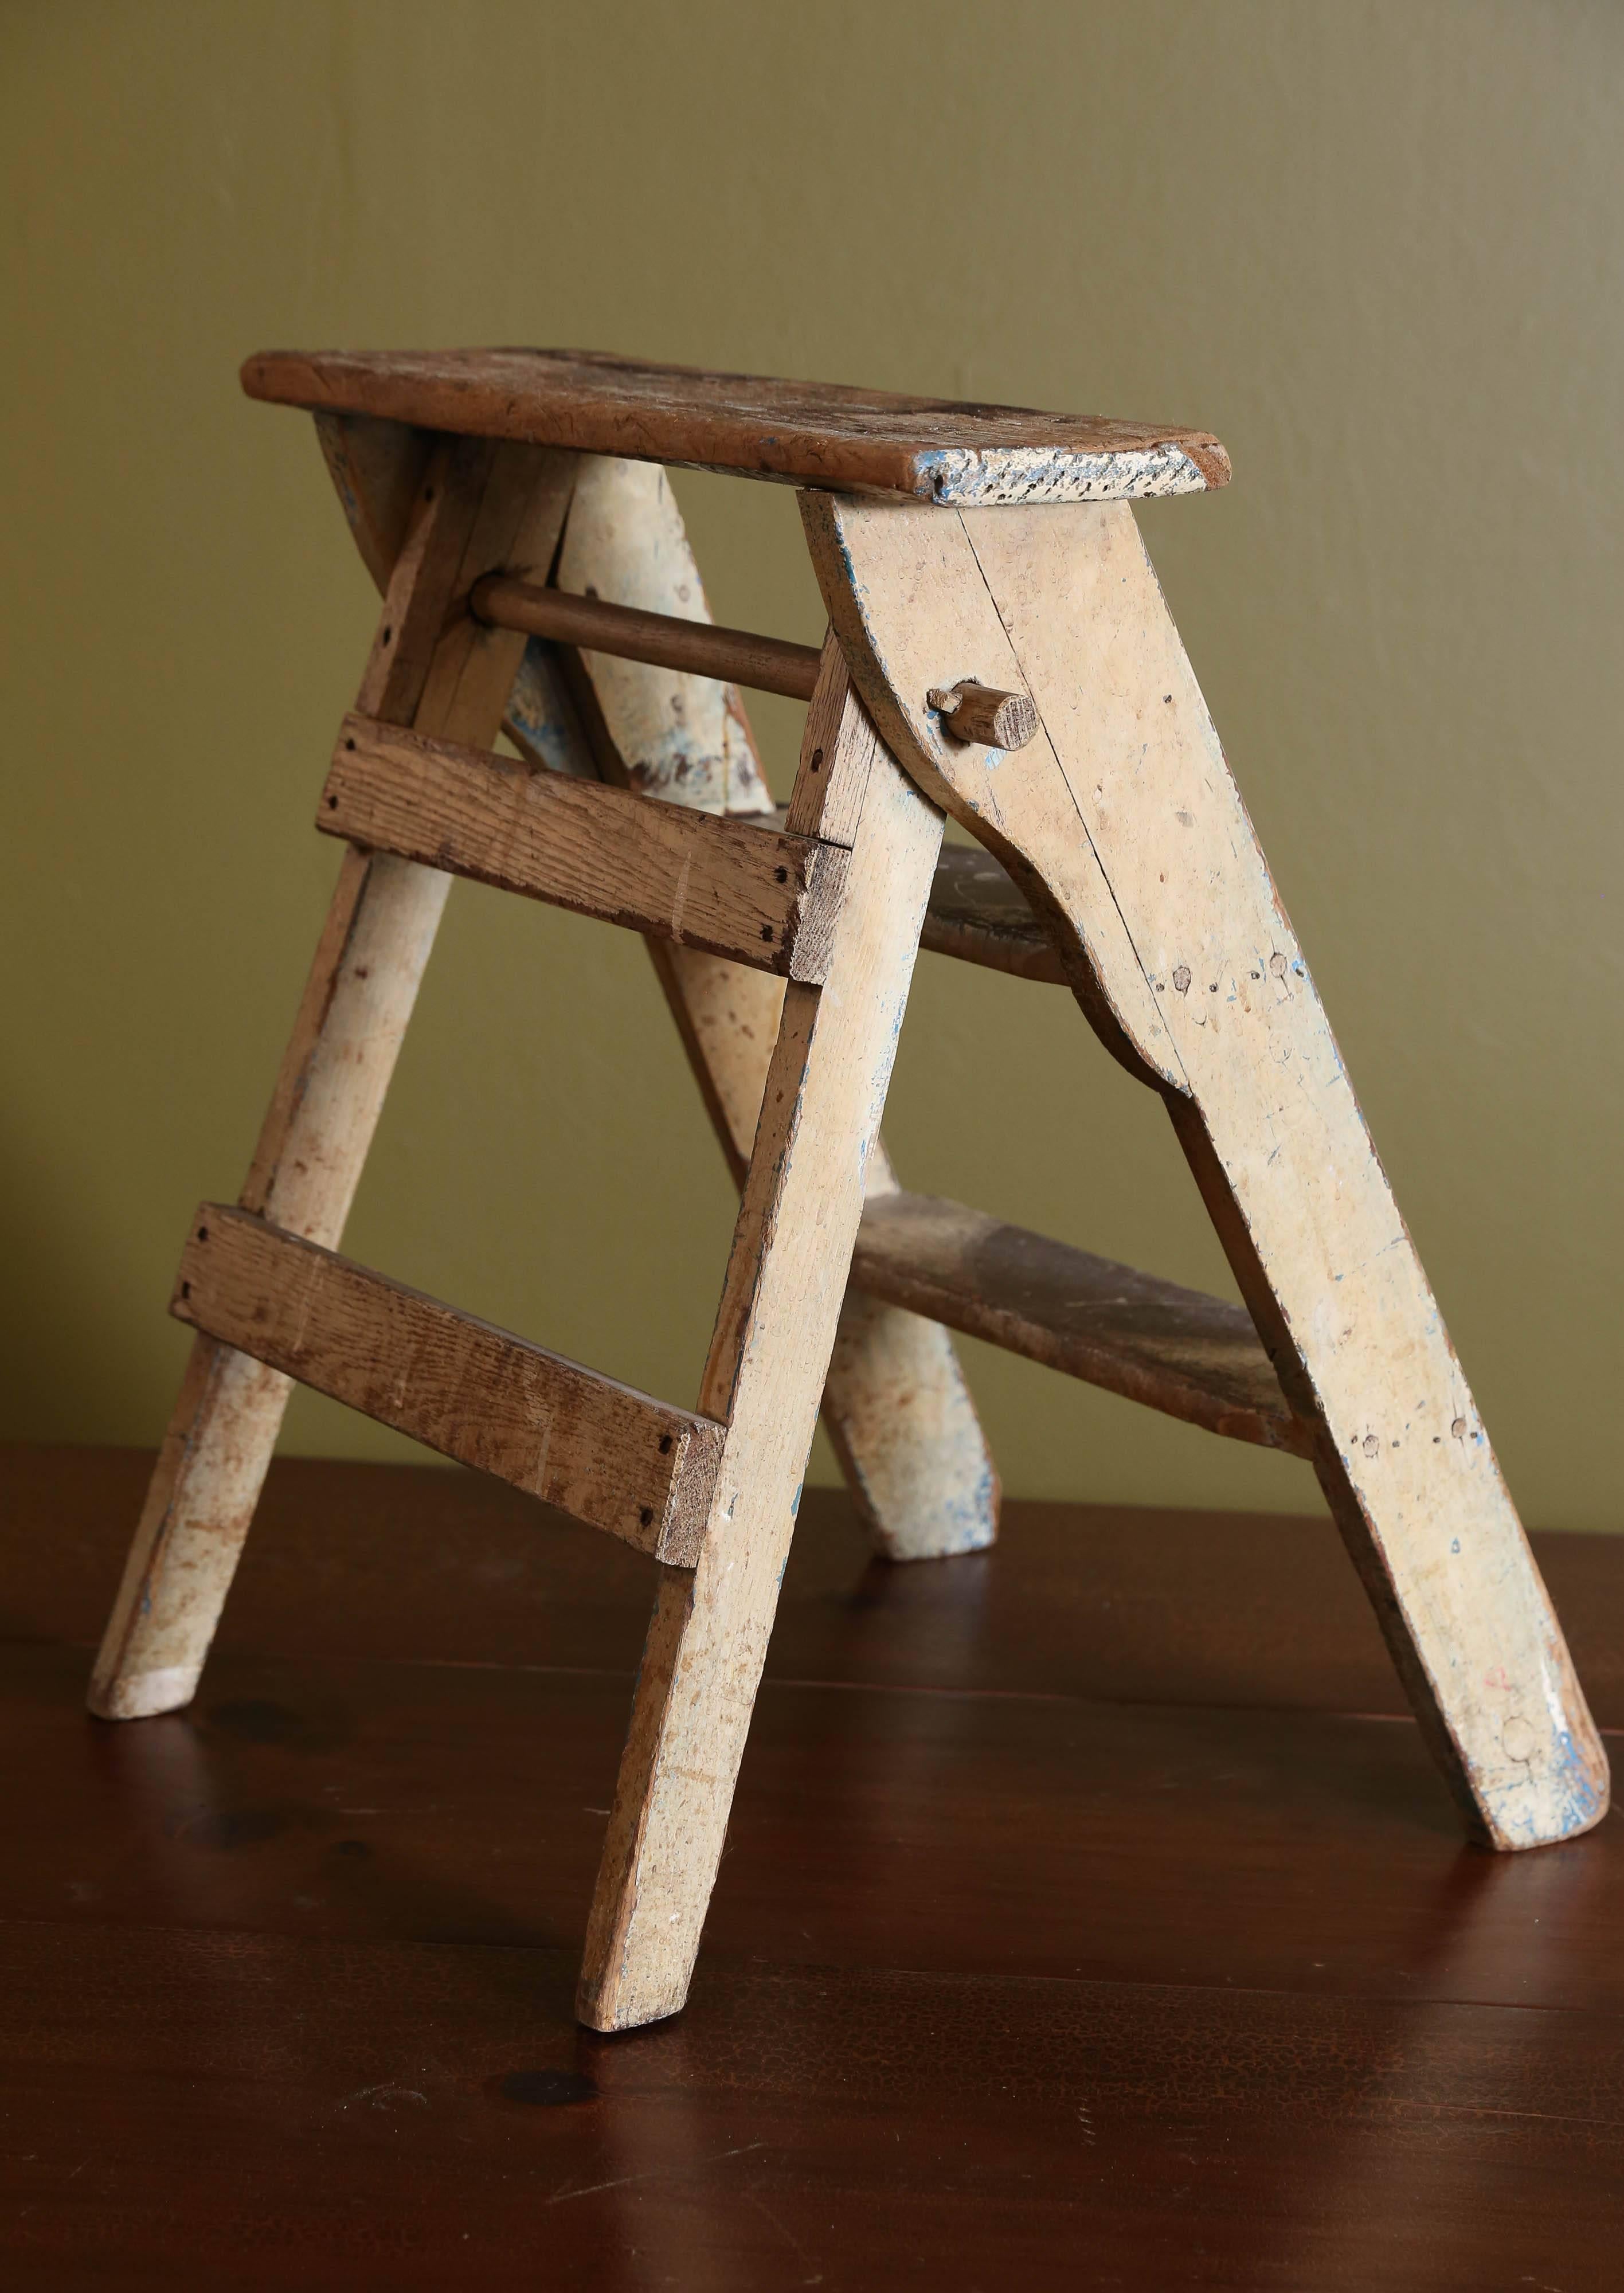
918;444;1212;506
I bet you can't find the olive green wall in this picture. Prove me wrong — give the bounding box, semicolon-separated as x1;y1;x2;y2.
4;1;1621;1526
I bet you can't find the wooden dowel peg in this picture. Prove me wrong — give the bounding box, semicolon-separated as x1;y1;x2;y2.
926;680;1038;750
471;575;823;702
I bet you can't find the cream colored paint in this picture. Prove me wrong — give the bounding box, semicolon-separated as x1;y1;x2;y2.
3;2;1621;1526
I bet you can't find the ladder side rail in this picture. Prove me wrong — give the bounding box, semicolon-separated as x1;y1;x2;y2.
88;439;579;1721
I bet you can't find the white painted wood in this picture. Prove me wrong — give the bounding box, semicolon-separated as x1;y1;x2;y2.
88;441;580;1721
556;455;776;816
578;647;948;2029
807;488;1607;1852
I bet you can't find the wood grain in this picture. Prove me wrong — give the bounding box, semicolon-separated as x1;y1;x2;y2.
926;678;1039;749
580;647;947;2030
13;1450;1624;2291
310;424;996;1570
549;454;776;815
171;1207;721;1564
807;485;1609;1853
88;440;581;1721
853;1189;1314;1455
26;1445;1624;1726
243;344;1232;504
919;840;1067;981
320;712;849;981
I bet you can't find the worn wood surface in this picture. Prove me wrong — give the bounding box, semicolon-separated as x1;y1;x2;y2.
170;1208;722;1564
309;421;997;1570
550;454;777;815
919;839;1067;981
10;1446;1624;2289
245;345;1232;504
473;574;823;701
541;459;999;1566
926;678;1038;749
580;648;947;2030
806;487;1609;1856
88;442;580;1724
320;713;848;981
854;1188;1313;1456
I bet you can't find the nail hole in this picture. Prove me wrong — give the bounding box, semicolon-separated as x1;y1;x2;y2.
639;1507;653;1528
345;737;356;750
774;867;788;884
760;925;774;942
179;1280;191;1300
197;1226;209;1242
422;486;435;503
381;626;393;645
658;1435;673;1455
810;747;824;772
327;794;339;809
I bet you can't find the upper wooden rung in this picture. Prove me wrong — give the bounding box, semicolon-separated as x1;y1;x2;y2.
241;347;1231;506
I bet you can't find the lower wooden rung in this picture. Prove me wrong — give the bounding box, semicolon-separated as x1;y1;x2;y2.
172;1206;725;1563
851;1191;1315;1457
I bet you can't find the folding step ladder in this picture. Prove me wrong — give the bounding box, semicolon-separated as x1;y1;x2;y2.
90;349;1606;2033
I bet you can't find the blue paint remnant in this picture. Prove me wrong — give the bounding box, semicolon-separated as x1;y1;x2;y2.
1548;1727;1609;1835
1450;1539;1460;1555
790;1482;803;1517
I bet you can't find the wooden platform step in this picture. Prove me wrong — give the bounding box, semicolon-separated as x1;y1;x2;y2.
851;1192;1314;1458
245;345;1232;504
172;1207;724;1563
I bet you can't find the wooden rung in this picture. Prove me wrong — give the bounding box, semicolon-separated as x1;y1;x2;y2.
471;576;824;701
922;844;1066;984
321;714;850;981
172;1206;725;1563
850;1191;1315;1458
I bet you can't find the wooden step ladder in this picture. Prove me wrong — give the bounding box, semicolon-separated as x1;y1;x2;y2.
90;348;1608;2033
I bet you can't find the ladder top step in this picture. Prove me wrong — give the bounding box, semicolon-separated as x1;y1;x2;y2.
242;347;1231;506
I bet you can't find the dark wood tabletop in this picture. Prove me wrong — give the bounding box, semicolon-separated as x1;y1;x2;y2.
3;1445;1619;2289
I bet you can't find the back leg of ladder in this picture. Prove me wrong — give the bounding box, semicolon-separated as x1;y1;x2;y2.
643;938;999;1559
578;644;944;2030
88;436;578;1720
805;485;1608;1854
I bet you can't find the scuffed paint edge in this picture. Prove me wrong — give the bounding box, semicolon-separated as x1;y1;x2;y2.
919;444;1213;506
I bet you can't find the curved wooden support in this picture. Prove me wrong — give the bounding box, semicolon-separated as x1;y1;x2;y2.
805;486;1607;1852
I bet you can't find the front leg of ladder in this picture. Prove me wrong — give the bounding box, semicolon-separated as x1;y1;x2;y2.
516;447;997;1563
89;437;578;1720
643;939;999;1559
318;422;998;1566
805;486;1607;1853
578;651;944;2029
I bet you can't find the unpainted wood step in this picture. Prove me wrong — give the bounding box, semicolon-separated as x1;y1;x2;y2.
851;1191;1314;1458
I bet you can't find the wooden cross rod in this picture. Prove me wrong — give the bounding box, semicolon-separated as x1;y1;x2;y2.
471;574;1040;749
471;575;823;702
